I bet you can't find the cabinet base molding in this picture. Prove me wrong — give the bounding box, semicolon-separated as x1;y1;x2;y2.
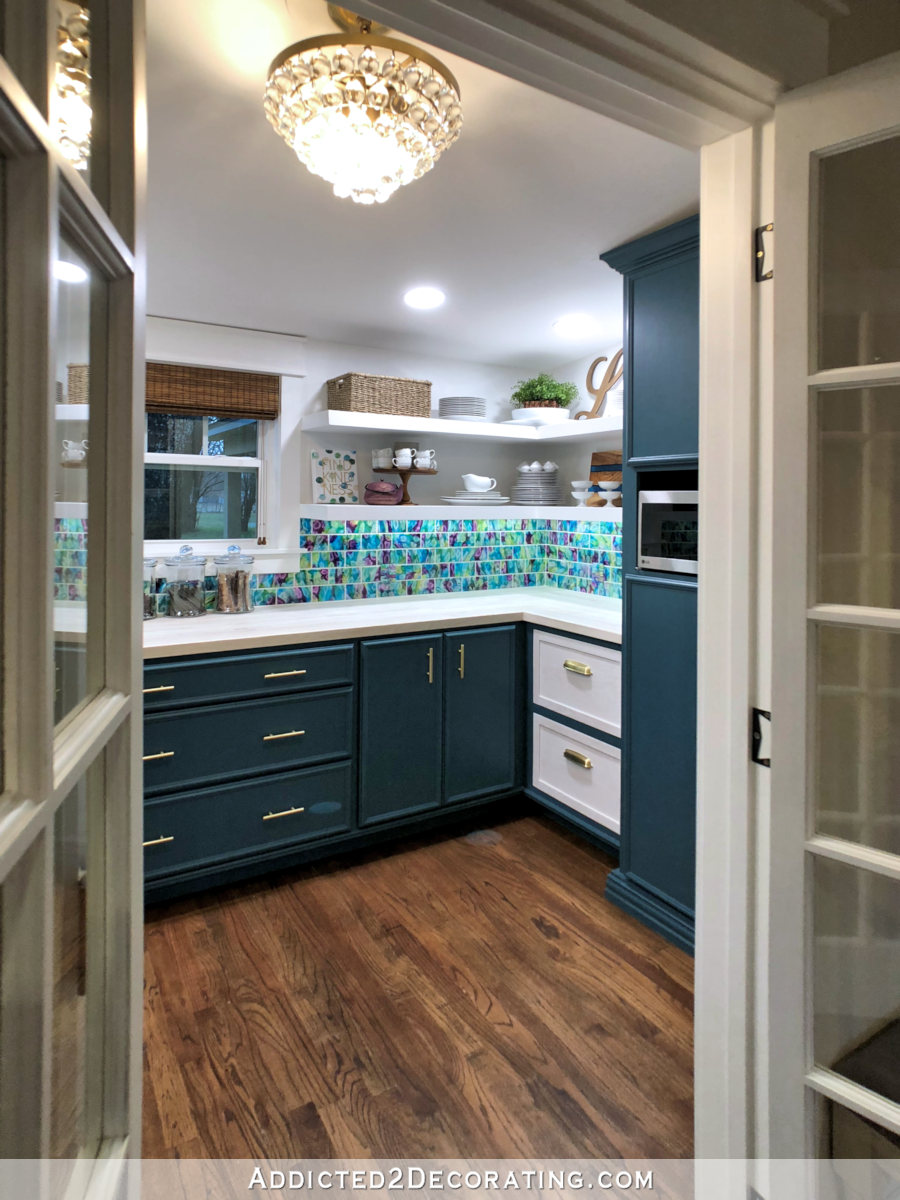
604;868;695;954
525;788;620;856
144;793;519;904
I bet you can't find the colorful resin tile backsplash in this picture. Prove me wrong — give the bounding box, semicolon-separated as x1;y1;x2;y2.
55;516;622;610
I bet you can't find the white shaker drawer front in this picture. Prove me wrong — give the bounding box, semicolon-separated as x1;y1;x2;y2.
532;714;620;834
532;630;621;737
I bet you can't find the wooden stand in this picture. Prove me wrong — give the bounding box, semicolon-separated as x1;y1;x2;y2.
372;466;437;505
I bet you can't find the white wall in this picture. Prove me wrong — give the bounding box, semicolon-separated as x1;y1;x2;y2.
146;317;611;548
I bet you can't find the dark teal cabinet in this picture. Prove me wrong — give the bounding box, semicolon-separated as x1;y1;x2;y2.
359;633;443;825
600;216;699;953
602;216;699;466
619;580;696;912
444;626;520;805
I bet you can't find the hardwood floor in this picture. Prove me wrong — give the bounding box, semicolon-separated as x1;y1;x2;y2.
142;814;693;1158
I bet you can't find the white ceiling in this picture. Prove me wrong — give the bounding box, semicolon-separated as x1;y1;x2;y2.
146;0;700;370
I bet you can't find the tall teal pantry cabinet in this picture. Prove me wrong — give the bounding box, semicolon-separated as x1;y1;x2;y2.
600;216;699;954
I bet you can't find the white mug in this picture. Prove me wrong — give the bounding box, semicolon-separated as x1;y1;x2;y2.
392;454;413;468
415;448;435;461
462;473;496;492
61;438;88;463
414;456;435;470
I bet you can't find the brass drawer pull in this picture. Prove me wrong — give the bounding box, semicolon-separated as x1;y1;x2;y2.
143;684;175;694
143;750;175;762
264;669;308;679
263;729;306;742
262;805;306;822
564;749;593;769
563;659;592;677
427;646;434;684
143;834;174;848
458;643;465;680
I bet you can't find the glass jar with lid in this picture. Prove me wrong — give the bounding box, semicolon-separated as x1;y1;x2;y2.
163;545;208;617
214;545;254;614
142;556;158;621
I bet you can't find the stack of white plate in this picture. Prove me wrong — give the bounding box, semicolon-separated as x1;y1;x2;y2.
511;465;563;505
441;490;510;505
438;396;488;421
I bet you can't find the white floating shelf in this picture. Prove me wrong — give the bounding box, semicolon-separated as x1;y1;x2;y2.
301;503;621;522
300;409;623;445
56;404;90;421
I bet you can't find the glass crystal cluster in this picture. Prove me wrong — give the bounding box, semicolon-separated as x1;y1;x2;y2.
54;1;91;171
264;42;462;205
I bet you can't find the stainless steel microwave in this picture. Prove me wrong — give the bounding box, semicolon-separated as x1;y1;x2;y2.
638;490;699;575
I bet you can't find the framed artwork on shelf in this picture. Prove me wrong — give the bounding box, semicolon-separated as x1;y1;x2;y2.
312;447;358;504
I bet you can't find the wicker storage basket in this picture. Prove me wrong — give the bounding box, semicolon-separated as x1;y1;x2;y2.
67;363;89;405
327;372;431;418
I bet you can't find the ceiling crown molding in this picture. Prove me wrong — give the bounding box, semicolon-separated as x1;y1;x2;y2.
356;0;781;148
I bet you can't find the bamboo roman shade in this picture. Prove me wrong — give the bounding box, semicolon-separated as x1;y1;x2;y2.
145;362;281;420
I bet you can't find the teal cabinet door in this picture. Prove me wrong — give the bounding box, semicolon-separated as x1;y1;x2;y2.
443;625;520;805
359;634;442;825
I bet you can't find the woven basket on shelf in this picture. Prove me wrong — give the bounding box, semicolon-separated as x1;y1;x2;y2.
67;363;89;405
327;372;431;418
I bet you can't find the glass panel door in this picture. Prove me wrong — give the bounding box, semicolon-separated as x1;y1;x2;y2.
769;54;900;1163
0;0;144;1189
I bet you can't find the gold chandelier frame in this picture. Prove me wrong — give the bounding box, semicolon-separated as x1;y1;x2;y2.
266;33;462;100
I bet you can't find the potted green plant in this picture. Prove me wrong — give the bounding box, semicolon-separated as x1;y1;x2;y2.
511;373;579;409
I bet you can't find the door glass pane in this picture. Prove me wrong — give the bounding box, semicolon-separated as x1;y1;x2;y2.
812;856;900;1105
815;625;900;855
819;136;900;370
816;386;900;608
53;2;92;182
54;233;97;726
816;1092;900;1159
51;773;101;1173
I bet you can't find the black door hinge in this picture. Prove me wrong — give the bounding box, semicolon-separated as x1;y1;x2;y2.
754;223;774;281
751;708;771;767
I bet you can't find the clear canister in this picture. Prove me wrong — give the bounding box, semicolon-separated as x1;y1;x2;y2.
214;545;254;614
163;545;208;618
143;556;158;621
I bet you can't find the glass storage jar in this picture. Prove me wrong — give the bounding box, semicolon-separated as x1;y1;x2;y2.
163;545;208;618
214;545;254;614
142;556;158;621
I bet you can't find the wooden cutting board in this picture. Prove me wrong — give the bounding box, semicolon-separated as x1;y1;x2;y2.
587;451;623;507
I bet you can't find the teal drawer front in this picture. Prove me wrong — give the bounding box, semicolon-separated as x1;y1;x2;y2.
143;687;353;794
142;642;355;709
143;761;353;879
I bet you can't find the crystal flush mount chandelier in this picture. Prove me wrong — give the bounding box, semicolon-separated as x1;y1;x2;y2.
264;5;463;205
54;0;91;171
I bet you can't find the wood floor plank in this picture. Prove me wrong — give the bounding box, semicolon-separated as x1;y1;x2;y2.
144;814;694;1158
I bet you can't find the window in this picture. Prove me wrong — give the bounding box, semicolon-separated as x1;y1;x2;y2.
144;412;264;541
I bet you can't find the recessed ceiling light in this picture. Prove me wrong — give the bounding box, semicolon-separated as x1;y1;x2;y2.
553;312;602;340
54;260;88;284
404;285;446;311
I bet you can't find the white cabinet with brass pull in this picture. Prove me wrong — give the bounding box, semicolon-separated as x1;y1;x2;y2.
533;629;621;737
532;713;620;835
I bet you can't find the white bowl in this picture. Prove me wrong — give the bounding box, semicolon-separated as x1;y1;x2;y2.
571;479;591;489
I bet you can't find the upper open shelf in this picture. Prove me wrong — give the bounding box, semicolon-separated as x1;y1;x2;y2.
300;409;623;446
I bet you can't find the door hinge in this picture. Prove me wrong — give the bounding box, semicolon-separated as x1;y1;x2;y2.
751;708;771;767
754;223;774;281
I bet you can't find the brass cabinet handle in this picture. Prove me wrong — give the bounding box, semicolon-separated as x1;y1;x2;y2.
264;669;307;679
564;748;593;769
143;834;174;848
143;684;175;694
263;729;306;742
427;646;434;684
142;750;175;762
563;659;592;677
458;643;465;680
262;805;306;822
